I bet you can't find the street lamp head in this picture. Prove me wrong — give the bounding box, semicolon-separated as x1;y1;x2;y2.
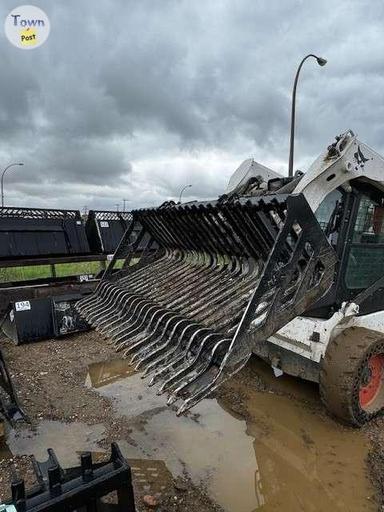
1;162;24;207
178;184;193;203
316;56;327;67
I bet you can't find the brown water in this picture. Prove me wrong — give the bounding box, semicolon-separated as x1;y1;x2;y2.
4;357;375;511
85;358;136;389
86;358;375;512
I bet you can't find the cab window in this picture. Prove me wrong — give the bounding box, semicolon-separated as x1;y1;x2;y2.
345;194;384;289
315;189;343;245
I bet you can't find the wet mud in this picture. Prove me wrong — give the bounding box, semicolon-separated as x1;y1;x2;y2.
0;331;382;511
85;357;374;512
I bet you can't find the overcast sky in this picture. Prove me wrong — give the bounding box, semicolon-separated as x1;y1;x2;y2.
0;0;383;212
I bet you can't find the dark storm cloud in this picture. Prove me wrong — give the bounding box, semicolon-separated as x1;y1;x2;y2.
0;0;383;209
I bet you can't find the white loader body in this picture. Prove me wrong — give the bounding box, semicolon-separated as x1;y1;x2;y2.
243;129;384;376
268;307;384;366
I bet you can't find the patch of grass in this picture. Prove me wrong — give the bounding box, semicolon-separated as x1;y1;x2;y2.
113;259;126;269
54;261;105;277
0;258;133;284
0;265;52;283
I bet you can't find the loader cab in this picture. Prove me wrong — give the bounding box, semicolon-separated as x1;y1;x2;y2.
308;180;384;318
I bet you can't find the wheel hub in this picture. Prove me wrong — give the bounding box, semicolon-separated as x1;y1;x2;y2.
359;354;384;410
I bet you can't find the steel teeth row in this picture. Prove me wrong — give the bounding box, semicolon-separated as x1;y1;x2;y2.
76;192;338;415
76;250;260;414
75;197;289;413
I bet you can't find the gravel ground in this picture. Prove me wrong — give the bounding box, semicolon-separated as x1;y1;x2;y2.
0;329;384;510
0;332;223;512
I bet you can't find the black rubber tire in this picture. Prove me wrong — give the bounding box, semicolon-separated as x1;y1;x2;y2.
320;326;384;426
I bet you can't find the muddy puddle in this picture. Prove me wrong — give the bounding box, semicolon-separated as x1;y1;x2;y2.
87;357;374;512
3;357;375;511
85;358;136;388
6;421;105;466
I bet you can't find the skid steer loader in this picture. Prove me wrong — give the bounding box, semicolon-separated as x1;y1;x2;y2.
77;130;384;426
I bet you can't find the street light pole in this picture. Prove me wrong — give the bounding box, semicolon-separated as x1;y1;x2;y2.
288;54;327;177
178;184;192;204
122;198;129;212
1;162;24;207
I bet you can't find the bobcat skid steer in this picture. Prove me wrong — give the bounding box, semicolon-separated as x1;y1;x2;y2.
77;130;384;426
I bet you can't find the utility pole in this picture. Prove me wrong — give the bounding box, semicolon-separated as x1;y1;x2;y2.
122;198;129;212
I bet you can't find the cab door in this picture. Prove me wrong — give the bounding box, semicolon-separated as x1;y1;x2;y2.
342;188;384;314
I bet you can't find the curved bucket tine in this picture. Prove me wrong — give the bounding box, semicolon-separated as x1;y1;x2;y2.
107;296;157;340
80;193;337;414
160;333;226;396
130;319;200;371
120;268;225;358
130;268;249;370
100;252;208;328
91;287;139;326
82;252;183;318
175;354;248;416
149;327;215;388
141;281;255;382
79;281;115;315
167;338;231;408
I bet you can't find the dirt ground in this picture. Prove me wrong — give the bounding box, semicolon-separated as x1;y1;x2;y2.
363;418;384;510
0;330;384;511
216;360;384;511
0;332;223;512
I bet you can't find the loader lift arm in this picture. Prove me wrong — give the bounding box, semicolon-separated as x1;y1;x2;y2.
77;193;336;414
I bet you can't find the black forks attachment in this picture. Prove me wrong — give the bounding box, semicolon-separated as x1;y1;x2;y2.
6;442;136;512
77;193;337;414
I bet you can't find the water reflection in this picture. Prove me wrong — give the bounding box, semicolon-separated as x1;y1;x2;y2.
90;357;374;512
85;358;135;388
0;357;375;512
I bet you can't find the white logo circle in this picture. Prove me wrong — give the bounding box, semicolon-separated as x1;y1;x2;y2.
4;5;50;50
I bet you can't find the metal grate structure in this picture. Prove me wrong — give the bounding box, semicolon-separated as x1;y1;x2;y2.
0;207;80;219
7;443;136;512
86;210;133;254
0;206;90;258
78;193;337;414
92;211;133;222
